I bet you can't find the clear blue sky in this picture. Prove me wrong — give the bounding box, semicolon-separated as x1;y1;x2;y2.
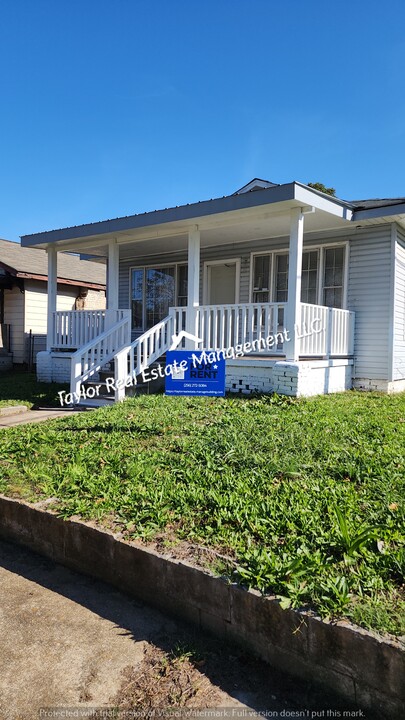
1;0;405;242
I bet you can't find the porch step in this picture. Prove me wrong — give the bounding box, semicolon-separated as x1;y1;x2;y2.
83;358;165;401
77;397;115;408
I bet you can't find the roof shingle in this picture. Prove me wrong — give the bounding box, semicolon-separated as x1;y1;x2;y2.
0;238;105;287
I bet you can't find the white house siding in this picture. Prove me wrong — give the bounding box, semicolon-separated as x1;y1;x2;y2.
24;280;77;335
3;286;25;363
24;281;105;363
347;226;392;382
393;227;405;382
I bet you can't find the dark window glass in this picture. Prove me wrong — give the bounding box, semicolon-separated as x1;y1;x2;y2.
275;254;289;302
177;265;188;306
323;247;345;308
253;255;271;303
301;251;319;304
145;267;175;328
131;269;143;329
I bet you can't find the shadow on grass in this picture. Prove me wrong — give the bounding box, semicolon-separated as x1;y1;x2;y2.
0;368;68;408
58;424;160;435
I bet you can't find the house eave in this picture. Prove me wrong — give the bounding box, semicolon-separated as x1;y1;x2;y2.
14;272;105;290
20;182;353;249
353;202;405;222
0;264;105;290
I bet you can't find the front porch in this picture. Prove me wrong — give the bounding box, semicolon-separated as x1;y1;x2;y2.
37;297;354;401
31;194;356;401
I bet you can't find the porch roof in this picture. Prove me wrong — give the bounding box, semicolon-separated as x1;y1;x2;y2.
20;180;405;260
20;181;354;255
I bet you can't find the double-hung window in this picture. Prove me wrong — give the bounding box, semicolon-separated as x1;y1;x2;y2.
252;254;271;303
322;247;345;308
251;245;346;308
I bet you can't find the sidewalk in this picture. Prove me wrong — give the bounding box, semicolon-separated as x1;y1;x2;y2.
0;405;91;429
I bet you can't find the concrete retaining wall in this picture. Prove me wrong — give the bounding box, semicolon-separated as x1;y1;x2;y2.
0;495;403;718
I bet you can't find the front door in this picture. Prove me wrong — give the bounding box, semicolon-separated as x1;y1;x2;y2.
205;261;239;305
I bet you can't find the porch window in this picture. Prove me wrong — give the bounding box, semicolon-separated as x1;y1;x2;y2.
301;250;319;304
250;245;346;308
252;254;271;303
275;254;289;302
131;264;188;330
145;267;175;328
177;265;188;306
131;269;143;330
323;247;344;308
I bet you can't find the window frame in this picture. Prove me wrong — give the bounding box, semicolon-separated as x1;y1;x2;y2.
249;241;349;308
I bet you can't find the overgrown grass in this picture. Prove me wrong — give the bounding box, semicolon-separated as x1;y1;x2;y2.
0;369;68;408
0;390;403;636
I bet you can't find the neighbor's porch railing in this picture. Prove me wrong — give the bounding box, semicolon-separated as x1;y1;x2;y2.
53;309;129;349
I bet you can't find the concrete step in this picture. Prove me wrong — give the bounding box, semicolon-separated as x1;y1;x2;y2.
77;397;114;408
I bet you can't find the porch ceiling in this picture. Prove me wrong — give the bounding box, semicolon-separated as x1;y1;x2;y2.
117;205;352;260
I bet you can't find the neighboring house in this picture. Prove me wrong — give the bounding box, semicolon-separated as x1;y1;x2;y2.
20;178;405;400
0;238;106;368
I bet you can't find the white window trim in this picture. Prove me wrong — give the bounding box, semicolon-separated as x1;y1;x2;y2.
203;258;241;305
249;241;349;308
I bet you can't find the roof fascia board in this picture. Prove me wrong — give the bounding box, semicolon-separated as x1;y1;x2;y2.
294;184;353;220
353;203;405;221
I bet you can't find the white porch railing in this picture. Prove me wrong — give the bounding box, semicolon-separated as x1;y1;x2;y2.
299;303;355;357
114;303;354;400
113;314;176;401
53;309;129;349
70;313;131;399
194;302;287;352
128;314;175;375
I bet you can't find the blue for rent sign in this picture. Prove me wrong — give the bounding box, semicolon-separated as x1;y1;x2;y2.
165;349;226;397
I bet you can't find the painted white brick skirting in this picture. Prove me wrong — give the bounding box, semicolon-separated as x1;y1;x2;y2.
353;377;405;393
226;358;353;397
36;351;72;384
39;352;354;397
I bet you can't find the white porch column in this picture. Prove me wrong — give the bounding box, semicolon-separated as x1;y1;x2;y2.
285;208;304;361
46;245;57;351
186;226;200;345
107;239;119;310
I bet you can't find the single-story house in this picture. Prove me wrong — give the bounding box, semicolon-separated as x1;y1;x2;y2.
0;238;106;369
20;178;405;400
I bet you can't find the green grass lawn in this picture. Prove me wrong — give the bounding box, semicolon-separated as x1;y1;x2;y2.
0;369;68;409
0;388;403;637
